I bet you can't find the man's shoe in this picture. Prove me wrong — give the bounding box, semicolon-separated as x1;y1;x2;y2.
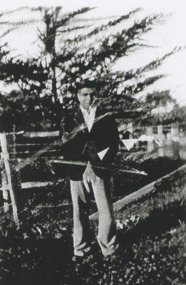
72;251;93;263
102;244;120;265
103;253;117;263
72;255;84;263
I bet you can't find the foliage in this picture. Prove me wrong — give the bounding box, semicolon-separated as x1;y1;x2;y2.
142;99;186;125
0;7;180;130
161;104;186;125
0;90;61;131
145;90;175;108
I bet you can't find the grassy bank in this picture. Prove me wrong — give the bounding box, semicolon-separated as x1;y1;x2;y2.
0;163;185;284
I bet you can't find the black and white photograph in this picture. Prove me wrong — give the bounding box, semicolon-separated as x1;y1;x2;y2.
0;0;186;284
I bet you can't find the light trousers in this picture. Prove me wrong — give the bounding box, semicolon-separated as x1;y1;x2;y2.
70;176;118;257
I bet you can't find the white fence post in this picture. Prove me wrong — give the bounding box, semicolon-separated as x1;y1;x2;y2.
0;133;20;227
171;122;179;138
146;126;154;152
157;125;164;157
0;157;9;213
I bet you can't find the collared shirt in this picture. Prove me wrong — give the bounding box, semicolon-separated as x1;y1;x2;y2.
80;105;97;132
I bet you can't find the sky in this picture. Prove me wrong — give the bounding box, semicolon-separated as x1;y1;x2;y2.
0;0;186;105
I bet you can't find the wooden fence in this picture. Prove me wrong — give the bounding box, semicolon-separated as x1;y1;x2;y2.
0;131;61;227
0;123;186;227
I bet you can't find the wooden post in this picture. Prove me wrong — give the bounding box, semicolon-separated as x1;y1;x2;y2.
128;122;133;139
0;133;20;227
171;122;180;159
171;122;179;138
157;125;164;144
146;126;154;152
12;125;16;160
157;125;164;157
0;155;9;213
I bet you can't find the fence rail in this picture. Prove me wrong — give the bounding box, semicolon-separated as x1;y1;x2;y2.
0;123;186;226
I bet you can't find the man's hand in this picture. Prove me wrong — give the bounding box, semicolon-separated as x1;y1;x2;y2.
61;132;69;143
83;162;97;191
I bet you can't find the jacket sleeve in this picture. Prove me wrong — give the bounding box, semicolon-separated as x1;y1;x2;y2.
59;113;87;160
59;114;71;142
97;115;119;164
105;116;119;162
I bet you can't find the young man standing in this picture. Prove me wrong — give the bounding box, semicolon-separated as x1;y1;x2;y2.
60;83;119;260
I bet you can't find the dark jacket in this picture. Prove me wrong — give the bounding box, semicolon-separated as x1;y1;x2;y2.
60;106;119;180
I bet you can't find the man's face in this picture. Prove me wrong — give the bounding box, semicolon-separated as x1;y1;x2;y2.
77;88;97;110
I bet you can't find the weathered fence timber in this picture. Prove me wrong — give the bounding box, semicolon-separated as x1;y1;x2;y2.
0;133;20;227
90;163;186;220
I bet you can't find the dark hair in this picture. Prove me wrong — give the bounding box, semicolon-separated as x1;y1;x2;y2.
77;81;97;92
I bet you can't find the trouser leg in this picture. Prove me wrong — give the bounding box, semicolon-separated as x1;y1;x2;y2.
70;180;91;256
91;176;118;257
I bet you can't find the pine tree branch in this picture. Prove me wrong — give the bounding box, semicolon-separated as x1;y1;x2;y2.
56;25;92;34
0;58;48;83
133;74;165;94
138;46;183;74
0;27;19;39
66;14;163;75
104;74;164;99
55;7;95;29
0;19;40;26
0;7;31;18
66;8;141;44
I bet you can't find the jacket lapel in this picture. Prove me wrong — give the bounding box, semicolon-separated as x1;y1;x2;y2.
90;107;103;132
74;106;85;126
